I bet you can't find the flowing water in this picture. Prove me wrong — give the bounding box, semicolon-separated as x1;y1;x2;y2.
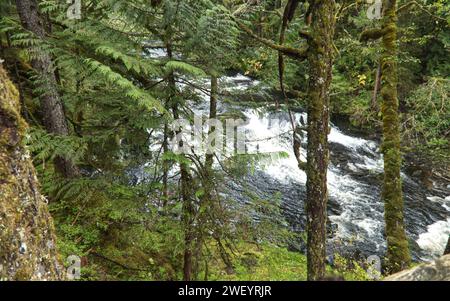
193;74;450;262
145;45;449;262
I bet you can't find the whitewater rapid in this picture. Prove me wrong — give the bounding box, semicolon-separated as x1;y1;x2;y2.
142;45;450;261
218;74;450;261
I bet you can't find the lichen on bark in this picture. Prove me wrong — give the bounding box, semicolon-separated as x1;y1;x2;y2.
0;63;64;280
305;0;336;281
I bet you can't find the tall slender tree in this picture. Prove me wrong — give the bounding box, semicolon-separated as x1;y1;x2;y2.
235;0;336;280
361;0;411;273
304;0;336;281
15;0;79;178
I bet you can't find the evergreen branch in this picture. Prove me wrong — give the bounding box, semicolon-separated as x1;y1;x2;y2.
397;1;447;22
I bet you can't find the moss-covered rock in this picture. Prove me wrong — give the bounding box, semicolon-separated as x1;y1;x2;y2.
0;62;64;280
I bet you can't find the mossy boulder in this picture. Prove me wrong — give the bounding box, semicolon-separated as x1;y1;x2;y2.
0;62;64;280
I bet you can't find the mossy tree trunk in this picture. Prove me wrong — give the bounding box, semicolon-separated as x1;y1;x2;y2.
238;0;337;280
0;63;64;280
305;0;336;281
15;0;79;178
360;0;411;275
379;0;411;274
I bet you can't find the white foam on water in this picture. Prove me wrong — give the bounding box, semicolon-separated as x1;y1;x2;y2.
145;47;167;58
221;74;261;91
171;74;448;259
238;108;387;247
445;196;450;211
329;127;370;149
242;110;307;183
427;196;450;212
355;155;384;173
417;218;450;260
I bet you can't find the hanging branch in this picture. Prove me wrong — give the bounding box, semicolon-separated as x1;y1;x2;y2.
234;18;309;60
397;1;447;22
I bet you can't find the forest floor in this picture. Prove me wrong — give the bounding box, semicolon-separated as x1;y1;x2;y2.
209;243;372;281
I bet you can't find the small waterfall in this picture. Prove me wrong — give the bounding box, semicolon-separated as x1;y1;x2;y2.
214;74;450;261
143;65;450;261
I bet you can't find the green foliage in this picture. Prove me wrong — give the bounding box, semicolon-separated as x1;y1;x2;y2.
403;77;450;162
0;0;448;281
210;243;308;281
164;61;206;77
27;128;87;165
332;254;373;281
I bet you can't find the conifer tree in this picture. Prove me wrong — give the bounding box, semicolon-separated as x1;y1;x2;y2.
14;0;79;178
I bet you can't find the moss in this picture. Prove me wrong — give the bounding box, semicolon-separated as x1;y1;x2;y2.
303;0;336;281
0;64;64;280
208;243;370;281
378;0;411;274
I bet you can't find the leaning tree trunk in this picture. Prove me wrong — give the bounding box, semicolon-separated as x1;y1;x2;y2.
379;0;411;274
305;0;336;281
15;0;78;178
0;63;64;280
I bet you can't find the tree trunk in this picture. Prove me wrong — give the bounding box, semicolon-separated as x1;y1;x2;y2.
305;0;336;281
166;42;195;281
380;0;411;274
193;75;219;279
162;122;169;206
0;63;64;280
15;0;78;178
205;75;218;170
371;63;382;111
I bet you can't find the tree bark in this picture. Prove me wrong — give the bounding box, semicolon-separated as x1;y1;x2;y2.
379;0;411;274
162;122;169;206
305;0;336;281
371;63;382;111
0;63;64;280
205;75;218;170
166;41;195;281
193;75;219;279
15;0;79;178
